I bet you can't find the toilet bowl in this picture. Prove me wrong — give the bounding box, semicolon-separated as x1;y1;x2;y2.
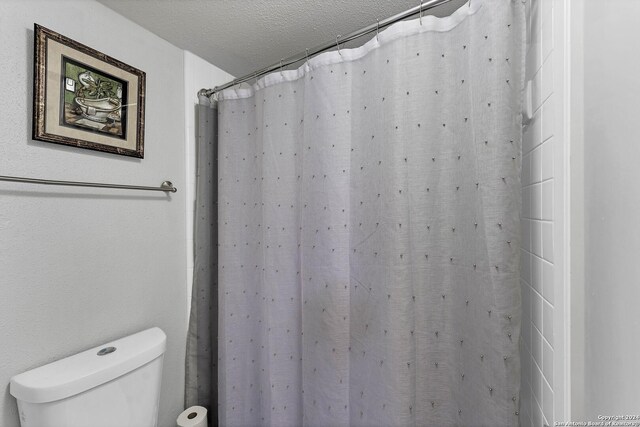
10;327;166;427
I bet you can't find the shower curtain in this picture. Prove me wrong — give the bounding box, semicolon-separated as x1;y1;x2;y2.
189;1;525;426
186;96;219;420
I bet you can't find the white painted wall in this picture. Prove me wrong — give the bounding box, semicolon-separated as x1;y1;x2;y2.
183;51;233;316
582;0;640;418
520;0;568;425
0;1;187;426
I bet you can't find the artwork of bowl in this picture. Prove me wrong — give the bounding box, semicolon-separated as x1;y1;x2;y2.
74;97;121;123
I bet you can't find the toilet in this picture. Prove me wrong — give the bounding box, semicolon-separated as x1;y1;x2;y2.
10;327;166;427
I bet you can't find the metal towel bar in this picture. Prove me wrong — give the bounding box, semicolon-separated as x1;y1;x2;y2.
0;175;177;193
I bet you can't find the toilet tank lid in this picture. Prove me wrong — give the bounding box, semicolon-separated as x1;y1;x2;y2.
10;327;166;404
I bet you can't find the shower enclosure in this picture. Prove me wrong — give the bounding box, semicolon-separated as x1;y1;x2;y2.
187;1;525;425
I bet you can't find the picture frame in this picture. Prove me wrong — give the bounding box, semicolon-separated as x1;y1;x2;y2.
33;24;146;158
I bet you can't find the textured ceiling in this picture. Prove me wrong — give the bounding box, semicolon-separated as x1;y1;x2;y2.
97;0;468;78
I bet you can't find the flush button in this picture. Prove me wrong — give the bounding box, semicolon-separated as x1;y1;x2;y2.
97;347;116;356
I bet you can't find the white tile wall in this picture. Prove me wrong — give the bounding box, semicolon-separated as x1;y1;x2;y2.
521;0;556;425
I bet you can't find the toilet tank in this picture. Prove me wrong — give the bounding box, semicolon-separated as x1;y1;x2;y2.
10;327;166;427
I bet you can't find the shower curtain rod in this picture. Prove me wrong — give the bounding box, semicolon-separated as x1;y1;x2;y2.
199;0;458;97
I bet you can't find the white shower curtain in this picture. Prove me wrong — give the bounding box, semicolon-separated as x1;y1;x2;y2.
216;1;524;426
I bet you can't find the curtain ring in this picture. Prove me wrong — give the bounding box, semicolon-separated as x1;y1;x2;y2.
420;1;423;25
336;35;342;56
280;58;284;76
376;19;380;41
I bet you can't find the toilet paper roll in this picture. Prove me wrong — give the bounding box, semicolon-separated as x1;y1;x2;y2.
177;405;208;427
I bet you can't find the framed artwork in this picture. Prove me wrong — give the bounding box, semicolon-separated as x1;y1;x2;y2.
33;24;146;158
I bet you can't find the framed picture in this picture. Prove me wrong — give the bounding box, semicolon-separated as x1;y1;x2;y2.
33;24;146;158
